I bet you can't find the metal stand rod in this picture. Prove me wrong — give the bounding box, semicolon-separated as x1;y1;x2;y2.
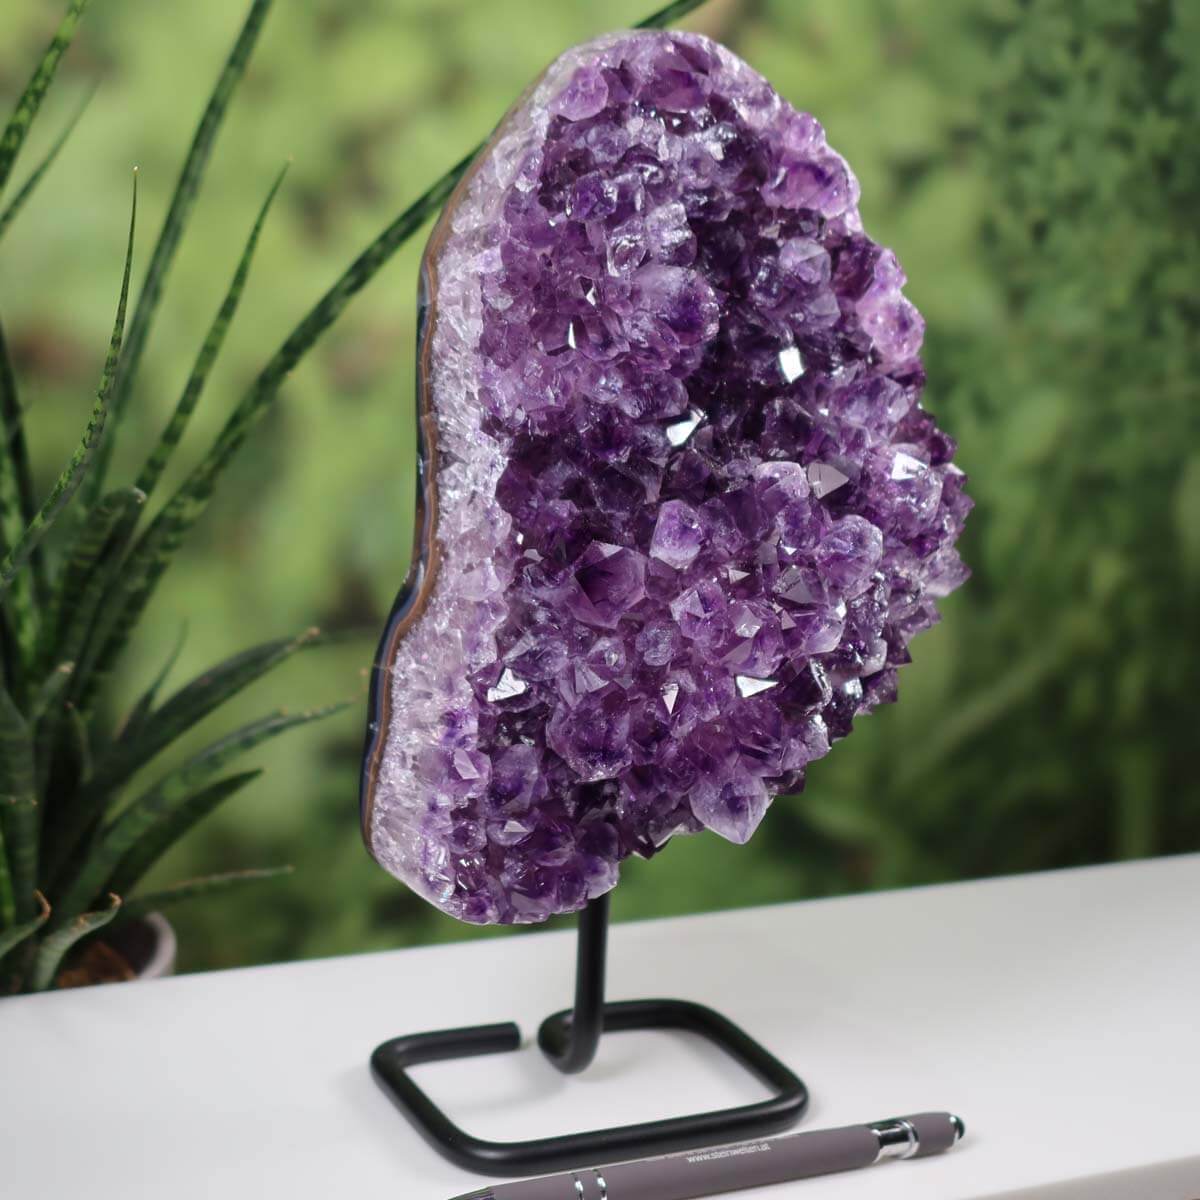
370;895;809;1176
536;891;609;1074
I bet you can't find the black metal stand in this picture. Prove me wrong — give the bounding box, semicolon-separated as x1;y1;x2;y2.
370;894;809;1175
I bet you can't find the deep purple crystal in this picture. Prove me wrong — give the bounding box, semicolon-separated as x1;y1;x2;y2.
364;30;972;924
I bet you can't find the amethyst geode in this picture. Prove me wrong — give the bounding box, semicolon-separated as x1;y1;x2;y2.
361;29;971;924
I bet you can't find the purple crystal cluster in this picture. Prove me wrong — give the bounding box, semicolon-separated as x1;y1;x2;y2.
367;30;971;924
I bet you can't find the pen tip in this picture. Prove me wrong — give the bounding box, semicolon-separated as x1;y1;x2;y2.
951;1114;966;1142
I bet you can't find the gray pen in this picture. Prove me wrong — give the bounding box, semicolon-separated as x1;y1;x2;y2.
448;1112;965;1200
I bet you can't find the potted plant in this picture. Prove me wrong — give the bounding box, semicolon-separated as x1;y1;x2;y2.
0;0;436;993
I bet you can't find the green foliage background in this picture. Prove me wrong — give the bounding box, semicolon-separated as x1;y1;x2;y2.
1;0;1197;970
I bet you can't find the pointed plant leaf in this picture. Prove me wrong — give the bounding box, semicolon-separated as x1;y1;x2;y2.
0;170;136;595
67;703;94;784
47;491;143;677
0;891;50;961
107;769;263;898
1;317;39;663
0;84;94;243
81;157;467;697
0;814;16;928
1;317;37;548
118;866;292;924
136;161;288;501
30;662;75;788
54;703;346;918
29;892;119;992
636;0;709;29
0;0;92;196
90;626;324;797
118;622;187;743
28;660;74;728
39;702;98;889
0;680;38;922
95;0;275;504
36;486;144;674
40;698;102;893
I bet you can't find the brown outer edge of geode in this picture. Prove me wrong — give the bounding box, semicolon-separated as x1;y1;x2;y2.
359;70;553;850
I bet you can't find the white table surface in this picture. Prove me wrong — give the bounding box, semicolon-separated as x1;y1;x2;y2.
2;855;1198;1200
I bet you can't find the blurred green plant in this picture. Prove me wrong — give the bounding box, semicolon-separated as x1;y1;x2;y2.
0;0;337;992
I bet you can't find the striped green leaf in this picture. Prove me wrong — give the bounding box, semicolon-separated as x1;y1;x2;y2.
0;0;92;197
202;150;469;475
90;626;324;798
28;660;74;729
135;160;288;501
41;702;101;893
0;171;137;596
30;661;75;793
47;490;144;676
0;319;35;536
0;682;38;922
29;892;118;992
0;85;93;243
107;769;262;898
0;318;38;683
118;622;187;744
636;0;709;28
93;0;275;504
0;891;49;961
0;811;15;928
118;865;291;924
36;486;144;675
54;703;346;919
82;156;467;695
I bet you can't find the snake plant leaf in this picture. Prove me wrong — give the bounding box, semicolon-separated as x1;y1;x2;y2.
203;147;470;473
107;769;263;899
30;661;75;790
0;319;35;535
79;158;467;699
45;489;144;676
89;626;325;798
40;701;102;890
118;622;187;745
54;703;347;919
28;892;118;992
0;85;93;244
1;319;38;680
28;661;74;728
36;486;144;675
0;891;50;961
117;866;292;924
135;160;289;501
93;0;275;505
0;0;92;197
0;171;137;596
0;679;38;922
66;703;94;784
636;0;709;29
0;812;15;928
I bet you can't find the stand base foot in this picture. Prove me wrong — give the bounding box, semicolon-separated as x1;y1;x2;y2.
370;997;809;1176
